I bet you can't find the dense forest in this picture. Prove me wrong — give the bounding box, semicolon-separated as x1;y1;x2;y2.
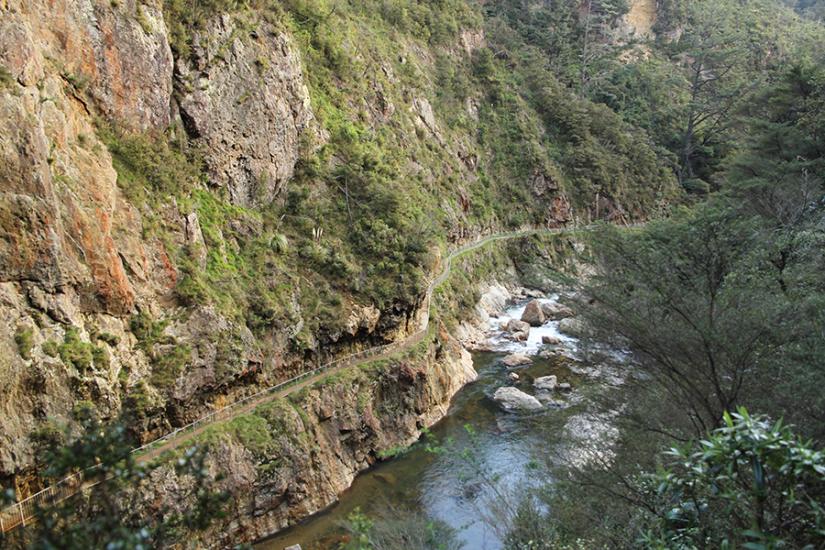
1;0;823;548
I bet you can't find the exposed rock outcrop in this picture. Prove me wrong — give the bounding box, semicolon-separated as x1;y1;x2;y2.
177;14;314;206
540;301;574;320
558;318;586;337
502;353;532;368
128;330;477;546
534;375;558;391
493;387;543;412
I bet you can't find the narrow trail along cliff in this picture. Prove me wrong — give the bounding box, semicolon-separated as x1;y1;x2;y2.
1;223;604;533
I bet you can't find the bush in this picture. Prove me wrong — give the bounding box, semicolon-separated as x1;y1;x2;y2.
98;124;200;206
14;326;34;360
643;408;825;548
59;328;107;373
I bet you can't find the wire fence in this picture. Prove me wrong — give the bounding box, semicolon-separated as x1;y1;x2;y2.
0;224;583;533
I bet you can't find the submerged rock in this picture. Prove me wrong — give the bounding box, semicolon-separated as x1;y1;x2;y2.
502;353;532;368
520;299;545;326
533;375;558;391
493;387;543;412
558;382;573;392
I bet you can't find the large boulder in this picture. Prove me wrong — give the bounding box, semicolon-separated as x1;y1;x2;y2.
558;318;586;337
520;299;545;327
501;353;532;368
505;318;530;333
493;387;543;412
512;330;529;342
540;301;574;320
542;335;561;345
533;375;557;391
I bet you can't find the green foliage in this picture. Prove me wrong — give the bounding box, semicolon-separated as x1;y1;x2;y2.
0;65;15;91
41;340;60;358
642;409;825;549
162;0;252;59
223;414;277;457
340;506;462;550
128;311;191;390
14;326;34;360
99;124;201;207
96;332;120;346
58;327;108;374
6;411;227;548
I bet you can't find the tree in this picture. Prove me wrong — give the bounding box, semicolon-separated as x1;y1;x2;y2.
642;409;825;549
579;209;790;434
668;0;757;191
1;407;226;549
340;506;462;550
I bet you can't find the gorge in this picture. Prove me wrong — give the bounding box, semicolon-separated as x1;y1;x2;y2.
1;0;824;548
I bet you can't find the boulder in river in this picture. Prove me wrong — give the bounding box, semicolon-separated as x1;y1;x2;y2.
558;382;572;392
505;318;530;334
523;288;545;298
558;318;585;337
512;330;529;342
533;375;558;391
542;335;561;345
520;299;545;327
493;387;543;412
508;372;520;381
540;301;574;320
502;353;532;368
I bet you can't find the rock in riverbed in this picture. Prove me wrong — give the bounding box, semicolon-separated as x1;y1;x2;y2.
533;375;558;391
493;387;543;411
542;335;561;345
505;318;530;333
520;299;545;326
558;318;585;337
540;302;574;320
502;353;532;368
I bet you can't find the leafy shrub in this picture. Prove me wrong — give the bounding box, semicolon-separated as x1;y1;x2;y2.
643;409;825;548
99;124;200;206
59;328;108;373
14;326;34;360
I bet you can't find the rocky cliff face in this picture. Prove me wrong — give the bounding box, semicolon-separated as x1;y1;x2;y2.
127;324;476;547
0;0;674;528
0;0;321;487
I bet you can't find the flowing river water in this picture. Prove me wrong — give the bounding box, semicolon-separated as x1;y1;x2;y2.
259;294;629;550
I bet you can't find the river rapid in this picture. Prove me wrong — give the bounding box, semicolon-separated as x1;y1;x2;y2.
259;292;630;550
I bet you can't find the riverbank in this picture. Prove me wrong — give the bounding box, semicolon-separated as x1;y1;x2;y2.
259;288;630;549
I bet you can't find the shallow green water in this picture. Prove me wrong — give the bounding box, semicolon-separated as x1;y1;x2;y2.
258;349;596;550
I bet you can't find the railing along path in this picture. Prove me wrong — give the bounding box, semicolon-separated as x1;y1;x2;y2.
0;223;603;532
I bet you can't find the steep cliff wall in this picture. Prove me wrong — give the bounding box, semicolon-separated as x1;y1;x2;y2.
126;325;476;547
0;0;677;504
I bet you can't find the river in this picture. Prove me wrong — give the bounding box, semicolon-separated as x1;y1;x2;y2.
259;295;627;549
